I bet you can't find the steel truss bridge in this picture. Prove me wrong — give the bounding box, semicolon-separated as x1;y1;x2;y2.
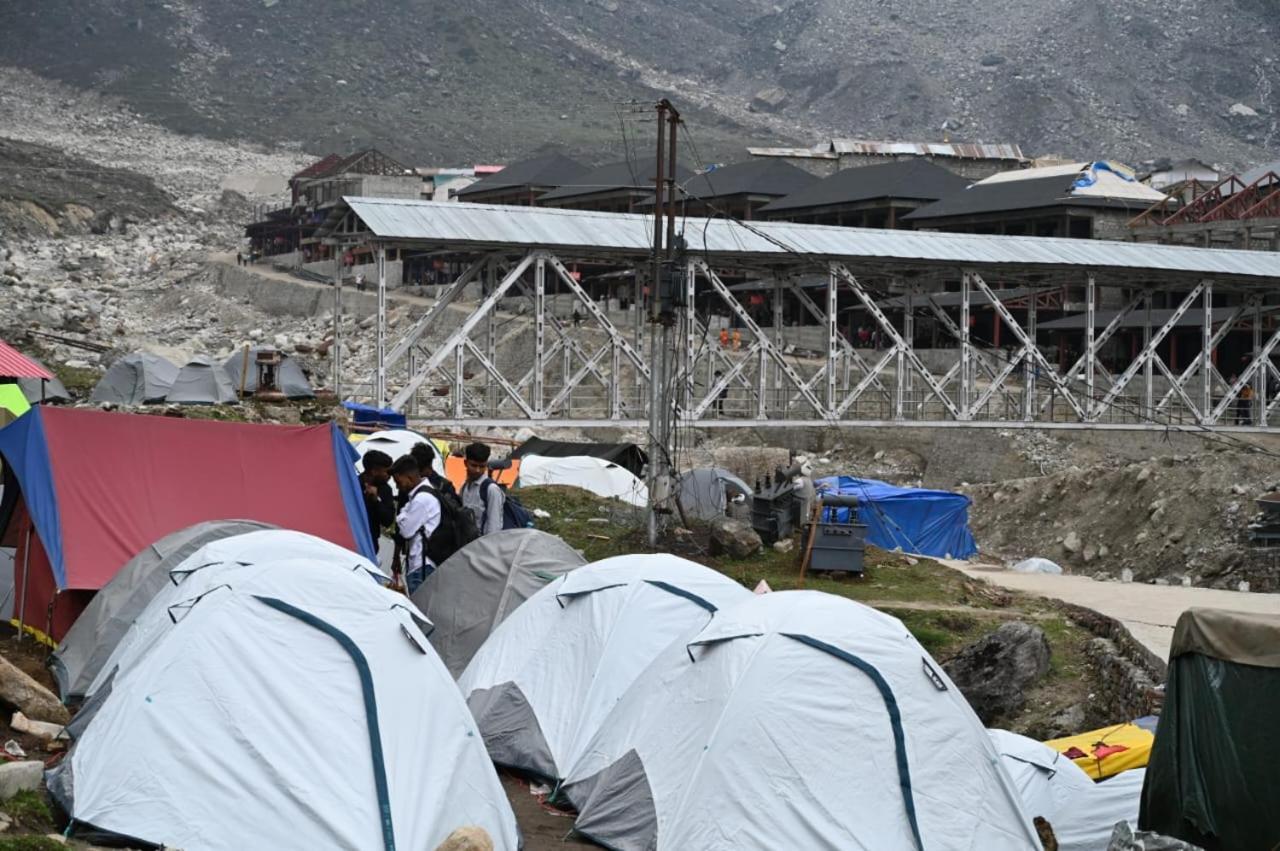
318;199;1280;432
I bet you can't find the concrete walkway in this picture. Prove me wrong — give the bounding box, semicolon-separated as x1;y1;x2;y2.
937;559;1280;661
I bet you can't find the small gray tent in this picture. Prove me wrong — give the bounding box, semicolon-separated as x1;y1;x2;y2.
17;356;70;403
167;356;239;404
89;352;179;405
50;519;274;701
413;529;586;678
677;467;753;521
222;348;315;398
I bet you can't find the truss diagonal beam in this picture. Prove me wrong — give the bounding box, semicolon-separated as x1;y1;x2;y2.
697;261;829;417
692;342;761;418
1156;297;1257;412
833;265;960;420
390;252;536;410
461;339;536;418
546;256;650;380
386;256;487;368
969;271;1087;421
1094;283;1206;419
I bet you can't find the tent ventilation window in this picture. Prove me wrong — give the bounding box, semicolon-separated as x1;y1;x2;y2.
166;585;231;623
168;560;248;585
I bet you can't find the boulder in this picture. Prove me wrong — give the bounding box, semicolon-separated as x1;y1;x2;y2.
709;518;762;559
0;654;69;725
434;826;493;851
942;621;1051;724
0;761;44;801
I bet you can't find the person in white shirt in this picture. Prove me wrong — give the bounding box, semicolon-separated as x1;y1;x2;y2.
390;455;440;594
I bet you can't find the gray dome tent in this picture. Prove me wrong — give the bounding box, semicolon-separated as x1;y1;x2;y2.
167;356;239;404
16;356;70;403
89;352;180;405
677;467;753;521
222;348;315;398
50;519;275;701
412;529;586;678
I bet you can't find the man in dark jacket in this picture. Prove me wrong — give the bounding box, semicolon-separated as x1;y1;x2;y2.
360;449;396;554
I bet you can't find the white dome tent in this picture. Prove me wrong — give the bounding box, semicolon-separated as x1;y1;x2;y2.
50;553;519;850
81;528;390;700
50;519;275;702
560;591;1041;851
412;529;586;678
459;554;751;783
354;428;444;476
989;729;1145;851
516;454;648;507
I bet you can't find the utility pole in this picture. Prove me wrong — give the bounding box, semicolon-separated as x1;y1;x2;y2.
646;99;682;547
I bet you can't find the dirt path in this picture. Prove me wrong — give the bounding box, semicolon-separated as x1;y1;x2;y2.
936;559;1280;660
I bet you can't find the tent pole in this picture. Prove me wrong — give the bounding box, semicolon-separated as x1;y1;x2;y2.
16;524;31;643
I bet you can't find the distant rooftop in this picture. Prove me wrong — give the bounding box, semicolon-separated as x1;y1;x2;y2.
636;159;818;208
905;162;1167;221
457;152;586;197
760;159;971;214
537;157;692;203
749;139;1027;163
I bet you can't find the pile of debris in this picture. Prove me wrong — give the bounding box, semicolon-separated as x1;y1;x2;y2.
963;446;1280;591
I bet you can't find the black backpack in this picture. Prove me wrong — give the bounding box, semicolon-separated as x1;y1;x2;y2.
409;484;479;568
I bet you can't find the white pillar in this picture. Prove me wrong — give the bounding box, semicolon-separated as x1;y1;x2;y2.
534;256;546;415
1024;295;1037;421
1143;293;1153;418
960;271;971;419
331;243;343;399
1085;273;1096;420
1202;281;1214;422
375;243;387;405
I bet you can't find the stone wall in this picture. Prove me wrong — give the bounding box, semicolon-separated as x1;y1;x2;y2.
1058;601;1167;723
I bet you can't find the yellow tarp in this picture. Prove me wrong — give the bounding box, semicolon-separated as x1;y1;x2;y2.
0;384;30;419
1044;722;1154;780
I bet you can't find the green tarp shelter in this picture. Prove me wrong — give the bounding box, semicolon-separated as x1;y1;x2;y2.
1140;607;1280;850
0;384;31;419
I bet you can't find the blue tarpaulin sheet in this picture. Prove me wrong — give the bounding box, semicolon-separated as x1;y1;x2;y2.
343;401;407;430
816;476;978;559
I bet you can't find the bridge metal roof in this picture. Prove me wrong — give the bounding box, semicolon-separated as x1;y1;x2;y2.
334;198;1280;285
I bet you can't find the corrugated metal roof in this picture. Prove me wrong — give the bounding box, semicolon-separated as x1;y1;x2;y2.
747;146;838;159
828;140;1027;161
0;341;55;380
339;198;1280;282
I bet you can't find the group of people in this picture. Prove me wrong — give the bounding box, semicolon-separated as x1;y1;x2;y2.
718;327;743;350
358;441;507;593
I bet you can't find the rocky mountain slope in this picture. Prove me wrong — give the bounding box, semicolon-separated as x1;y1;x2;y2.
0;0;1276;168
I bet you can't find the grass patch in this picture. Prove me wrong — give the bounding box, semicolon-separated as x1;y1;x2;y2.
0;838;67;851
49;364;100;397
1;789;55;832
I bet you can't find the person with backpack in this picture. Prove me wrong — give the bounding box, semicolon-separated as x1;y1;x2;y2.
410;442;457;500
390;455;442;594
461;442;506;536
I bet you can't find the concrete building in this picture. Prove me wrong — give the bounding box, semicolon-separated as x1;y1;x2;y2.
747;139;1028;180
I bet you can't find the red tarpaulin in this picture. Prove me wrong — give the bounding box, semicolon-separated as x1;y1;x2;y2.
0;407;373;641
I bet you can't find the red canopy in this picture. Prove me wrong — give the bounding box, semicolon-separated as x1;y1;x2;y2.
0;342;54;380
0;408;373;640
